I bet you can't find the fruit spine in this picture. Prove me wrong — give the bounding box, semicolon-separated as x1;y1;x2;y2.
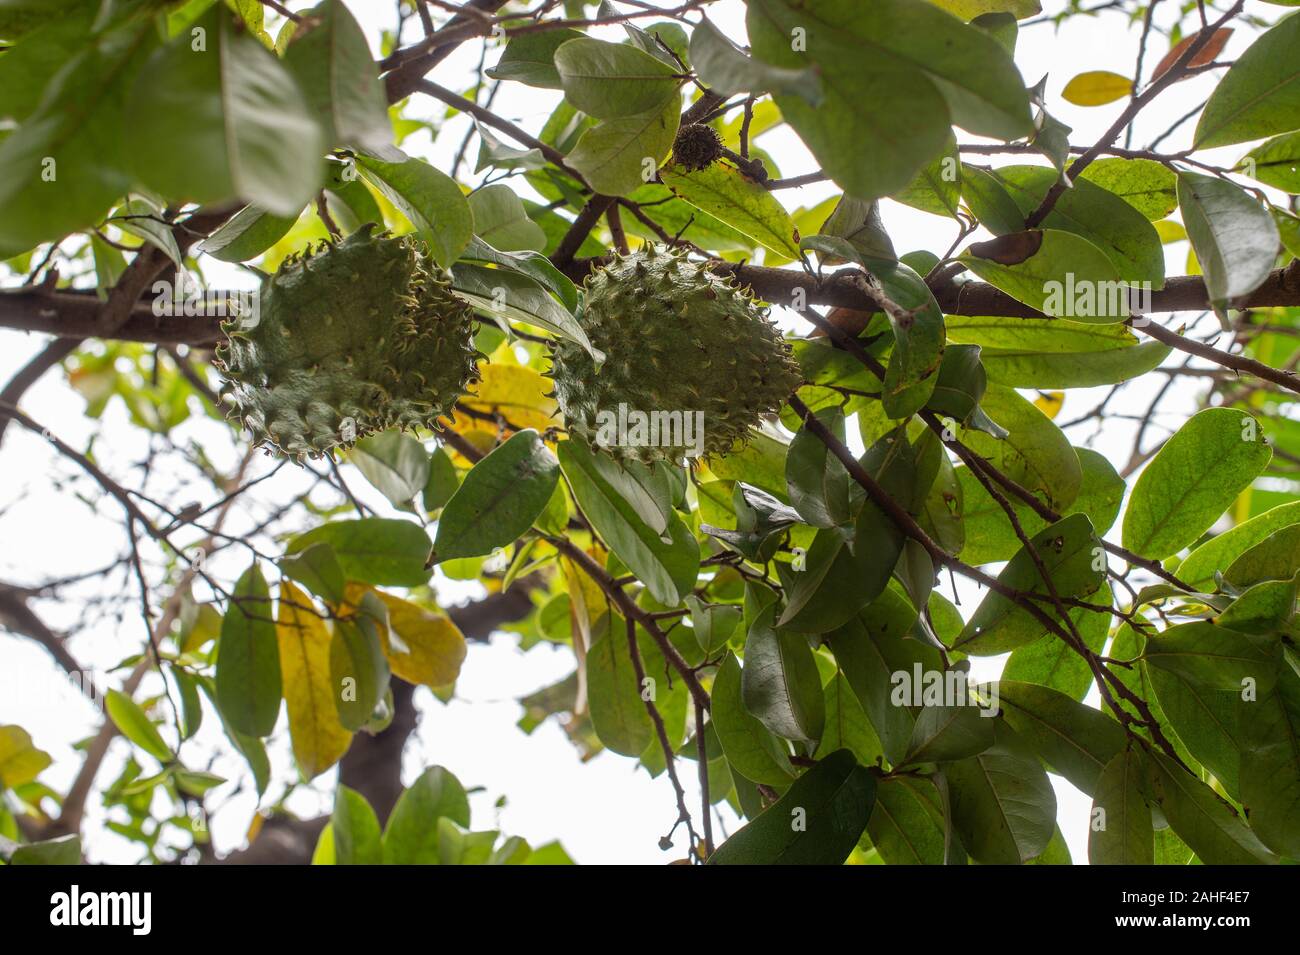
550;244;802;464
215;225;480;460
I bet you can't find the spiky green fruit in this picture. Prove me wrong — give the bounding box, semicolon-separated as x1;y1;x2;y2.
215;226;479;460
551;245;802;464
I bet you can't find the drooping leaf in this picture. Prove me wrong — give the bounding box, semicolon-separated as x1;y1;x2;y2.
215;563;282;738
1089;748;1154;865
277;580;352;780
741;604;826;742
1176;172;1281;315
356;152;473;267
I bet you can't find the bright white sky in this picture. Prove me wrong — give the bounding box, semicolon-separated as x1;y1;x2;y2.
0;0;1283;864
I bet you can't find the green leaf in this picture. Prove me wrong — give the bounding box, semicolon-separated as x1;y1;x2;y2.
815;672;883;765
104;689;173;764
199;202;299;263
1122;407;1272;560
286;518;432;587
685;596;742;655
957;384;1082;512
126;7;322;216
279;541;346;605
1089;748;1154;865
1176;501;1300;591
1224;524;1300;587
432;430;559;563
984;165;1165;285
1244;130;1300;193
958;230;1133;324
1240;668;1300;858
953;514;1104;655
0;18;154;255
827;590;943;765
1194;13;1300;148
7;833;81;865
554;36;680;120
214;563;281;738
382;766;471;864
1144;620;1278;798
486;28;585;89
587;615;654;757
901;703;996;766
689;16;822;104
928;0;1041;19
1145;752;1277;864
565;95;680;197
349;430;430;510
330;593;391;731
1176;172;1281;314
741;604;826;742
460;236;578;311
747;4;950;200
660;162;800;258
282;0;394;156
778;497;903;633
866;774;946;864
1216;574;1299;633
356;152;472;267
711;651;795;786
979;339;1171;388
557;439;699;606
944;721;1056;864
1078;157;1179;221
332;785;382;865
1002;583;1112;699
874;261;945;417
708;749;876;865
422;447;458;513
891;137;962;218
467;184;547;252
993;680;1126;795
451;262;597;359
785;406;853;529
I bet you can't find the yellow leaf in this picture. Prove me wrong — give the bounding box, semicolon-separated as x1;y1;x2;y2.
446;362;560;448
1062;71;1133;107
1154;219;1187;243
0;724;51;788
1034;391;1065;419
277;581;353;780
345;585;468;688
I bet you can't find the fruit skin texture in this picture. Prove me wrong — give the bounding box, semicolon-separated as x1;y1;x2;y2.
215;225;479;461
551;245;803;464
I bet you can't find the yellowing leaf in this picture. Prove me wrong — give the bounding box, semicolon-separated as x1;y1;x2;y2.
277;581;352;780
1062;71;1133;107
1154;219;1187;243
0;724;51;788
344;585;468;688
1034;391;1064;419
445;362;560;454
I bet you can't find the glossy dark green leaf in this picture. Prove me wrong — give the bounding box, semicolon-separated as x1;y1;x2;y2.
587;616;654;757
432;430;559;563
785;406;853;529
944;721;1056;864
708;749;875;865
741;604;825;742
329;593;391;732
901;702;996;766
198;202;299;263
993;680;1126;795
214;563;282;738
865;774;946;864
711;651;795;786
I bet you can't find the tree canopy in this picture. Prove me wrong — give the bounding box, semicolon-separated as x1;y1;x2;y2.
2;0;1300;867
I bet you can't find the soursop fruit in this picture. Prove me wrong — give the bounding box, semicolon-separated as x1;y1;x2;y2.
551;245;802;464
215;225;479;460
